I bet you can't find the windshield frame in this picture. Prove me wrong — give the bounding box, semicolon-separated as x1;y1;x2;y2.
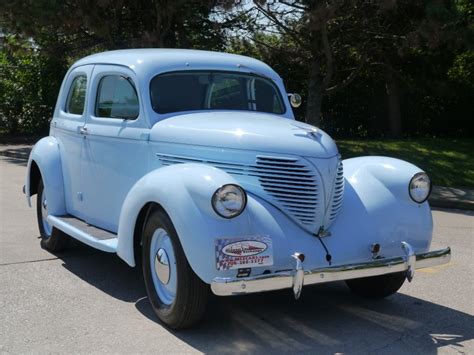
149;70;287;115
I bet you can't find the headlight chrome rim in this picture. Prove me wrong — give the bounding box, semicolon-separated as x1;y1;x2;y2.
409;172;432;203
212;184;247;219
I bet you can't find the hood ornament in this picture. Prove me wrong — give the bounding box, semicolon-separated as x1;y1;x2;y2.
291;124;321;140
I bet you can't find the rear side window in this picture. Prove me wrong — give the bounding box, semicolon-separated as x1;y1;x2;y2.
66;75;87;115
95;75;139;119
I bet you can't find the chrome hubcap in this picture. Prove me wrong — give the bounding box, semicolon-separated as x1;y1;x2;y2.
155;248;170;284
150;229;177;305
41;190;52;237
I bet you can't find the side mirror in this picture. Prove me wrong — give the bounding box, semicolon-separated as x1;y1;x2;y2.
288;93;302;108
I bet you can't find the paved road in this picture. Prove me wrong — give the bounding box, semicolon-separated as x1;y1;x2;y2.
1;145;473;354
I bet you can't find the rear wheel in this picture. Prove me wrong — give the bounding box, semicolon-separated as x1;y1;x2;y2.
345;272;406;298
142;208;208;329
36;179;68;251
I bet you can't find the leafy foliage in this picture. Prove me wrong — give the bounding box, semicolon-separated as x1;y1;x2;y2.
448;51;474;89
0;37;67;135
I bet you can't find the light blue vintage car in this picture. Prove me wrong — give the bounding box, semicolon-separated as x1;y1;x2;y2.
25;49;451;329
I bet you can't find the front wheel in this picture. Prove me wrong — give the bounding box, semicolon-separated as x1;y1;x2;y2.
142;208;208;329
345;272;406;299
36;179;68;252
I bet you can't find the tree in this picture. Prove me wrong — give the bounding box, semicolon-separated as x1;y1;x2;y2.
246;1;369;127
0;0;472;138
350;0;473;136
1;0;226;52
0;0;230;136
232;0;473;136
0;36;66;135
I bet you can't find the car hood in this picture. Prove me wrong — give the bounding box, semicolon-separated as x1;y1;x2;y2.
150;111;338;158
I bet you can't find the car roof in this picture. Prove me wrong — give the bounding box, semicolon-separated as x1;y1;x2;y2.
72;48;281;81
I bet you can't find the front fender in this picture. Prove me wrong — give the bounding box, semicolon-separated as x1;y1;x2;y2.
344;156;426;203
326;156;433;259
25;136;67;216
116;163;252;282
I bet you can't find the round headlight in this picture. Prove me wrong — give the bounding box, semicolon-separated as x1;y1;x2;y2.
409;172;431;203
212;184;247;218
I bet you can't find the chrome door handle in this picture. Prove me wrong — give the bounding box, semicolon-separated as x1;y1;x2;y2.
79;127;88;135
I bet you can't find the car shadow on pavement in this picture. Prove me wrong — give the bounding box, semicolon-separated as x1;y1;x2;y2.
53;241;473;354
136;286;474;354
56;241;146;303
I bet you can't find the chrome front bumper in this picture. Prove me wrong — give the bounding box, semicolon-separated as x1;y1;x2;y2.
211;242;451;298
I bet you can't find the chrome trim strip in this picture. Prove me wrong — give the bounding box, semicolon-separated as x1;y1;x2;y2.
210;245;451;296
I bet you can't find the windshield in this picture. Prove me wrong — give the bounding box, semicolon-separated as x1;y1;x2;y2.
150;71;285;115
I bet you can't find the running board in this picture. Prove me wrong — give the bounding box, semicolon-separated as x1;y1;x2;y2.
47;215;118;253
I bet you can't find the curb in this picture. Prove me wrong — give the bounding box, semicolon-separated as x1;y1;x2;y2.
0;136;42;145
429;186;474;211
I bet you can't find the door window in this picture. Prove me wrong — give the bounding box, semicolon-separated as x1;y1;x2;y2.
66;75;87;115
95;75;139;119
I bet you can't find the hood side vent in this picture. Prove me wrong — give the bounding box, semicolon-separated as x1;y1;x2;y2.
329;160;344;222
157;154;247;175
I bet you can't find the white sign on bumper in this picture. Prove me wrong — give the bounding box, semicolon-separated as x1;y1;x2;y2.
215;235;273;270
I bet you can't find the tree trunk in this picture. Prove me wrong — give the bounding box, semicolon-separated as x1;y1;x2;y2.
385;65;402;137
305;57;324;127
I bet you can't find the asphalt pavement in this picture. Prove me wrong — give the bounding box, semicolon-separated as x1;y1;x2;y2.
0;145;473;354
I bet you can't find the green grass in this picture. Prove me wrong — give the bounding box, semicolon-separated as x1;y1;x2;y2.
337;138;474;188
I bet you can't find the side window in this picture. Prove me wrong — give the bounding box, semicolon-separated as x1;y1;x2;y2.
95;75;139;119
66;75;87;115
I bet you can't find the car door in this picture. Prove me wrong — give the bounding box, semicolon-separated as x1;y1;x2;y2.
52;65;93;218
79;65;150;233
